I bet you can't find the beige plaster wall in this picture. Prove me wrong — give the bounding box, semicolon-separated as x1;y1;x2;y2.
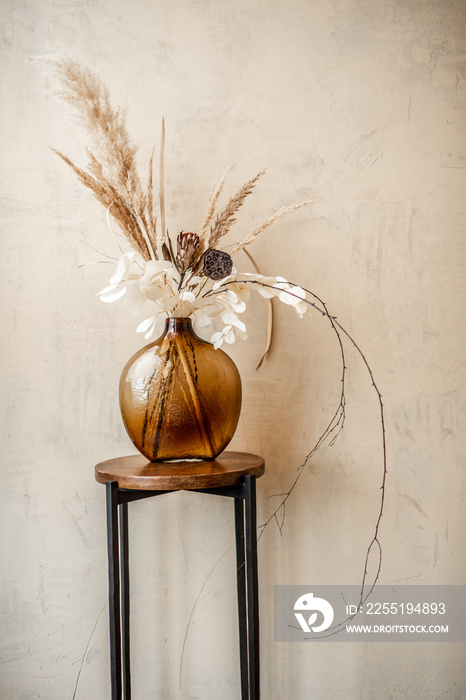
1;0;465;698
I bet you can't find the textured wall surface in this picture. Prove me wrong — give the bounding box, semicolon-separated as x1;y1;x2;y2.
1;0;465;698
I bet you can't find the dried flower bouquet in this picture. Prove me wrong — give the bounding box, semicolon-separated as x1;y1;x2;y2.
43;55;387;635
47;56;312;352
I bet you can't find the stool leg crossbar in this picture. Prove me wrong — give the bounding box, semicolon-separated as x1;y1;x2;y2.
105;476;260;700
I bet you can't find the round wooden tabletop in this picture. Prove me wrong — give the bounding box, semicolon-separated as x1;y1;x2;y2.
95;451;265;491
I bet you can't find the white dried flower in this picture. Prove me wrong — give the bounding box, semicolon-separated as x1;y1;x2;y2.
99;253;310;348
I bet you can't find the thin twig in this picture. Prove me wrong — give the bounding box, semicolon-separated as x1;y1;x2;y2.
72;602;106;699
256;289;346;539
241;248;275;370
159;118;166;249
207;278;387;636
179;545;233;691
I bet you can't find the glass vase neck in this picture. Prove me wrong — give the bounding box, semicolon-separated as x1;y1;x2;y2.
164;317;193;334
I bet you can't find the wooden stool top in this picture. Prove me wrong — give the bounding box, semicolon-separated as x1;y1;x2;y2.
95;451;265;491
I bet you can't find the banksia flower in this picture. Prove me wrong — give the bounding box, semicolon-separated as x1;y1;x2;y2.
203;248;233;280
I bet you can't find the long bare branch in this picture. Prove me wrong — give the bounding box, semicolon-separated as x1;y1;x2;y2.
206;278;387;637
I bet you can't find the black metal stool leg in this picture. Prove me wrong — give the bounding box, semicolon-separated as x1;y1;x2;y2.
235;497;249;699
119;501;131;699
106;481;122;700
244;475;260;700
103;467;261;699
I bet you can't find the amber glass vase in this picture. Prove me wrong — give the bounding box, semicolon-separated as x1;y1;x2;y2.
119;317;242;461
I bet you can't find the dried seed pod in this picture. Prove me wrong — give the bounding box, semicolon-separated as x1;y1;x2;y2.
176;232;200;273
203;248;233;280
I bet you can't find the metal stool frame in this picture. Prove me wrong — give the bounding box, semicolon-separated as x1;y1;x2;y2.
105;475;260;699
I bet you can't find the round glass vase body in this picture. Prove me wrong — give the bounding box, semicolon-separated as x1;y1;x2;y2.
119;317;242;461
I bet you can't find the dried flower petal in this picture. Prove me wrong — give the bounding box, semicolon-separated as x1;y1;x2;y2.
176;231;200;273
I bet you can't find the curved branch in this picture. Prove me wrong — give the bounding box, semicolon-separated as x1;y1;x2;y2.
209;278;387;634
257;290;347;540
